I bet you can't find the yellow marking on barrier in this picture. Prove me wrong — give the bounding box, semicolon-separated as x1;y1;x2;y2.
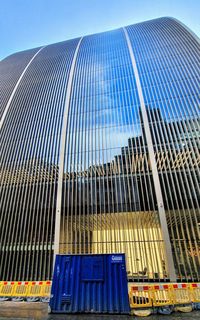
129;283;200;309
14;281;29;297
42;281;51;297
171;284;191;305
129;285;152;308
27;281;44;297
151;284;173;307
0;281;52;299
190;283;200;303
0;280;199;306
0;281;15;296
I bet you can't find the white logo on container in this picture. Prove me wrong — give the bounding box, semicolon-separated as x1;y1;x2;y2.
111;255;123;262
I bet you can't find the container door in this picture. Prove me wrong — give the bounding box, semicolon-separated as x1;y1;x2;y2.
50;255;79;312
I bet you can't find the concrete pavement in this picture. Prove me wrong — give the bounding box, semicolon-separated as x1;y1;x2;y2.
0;302;200;320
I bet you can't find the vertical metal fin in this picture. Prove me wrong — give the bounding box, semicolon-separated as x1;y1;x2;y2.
0;46;45;129
123;26;176;281
54;37;83;257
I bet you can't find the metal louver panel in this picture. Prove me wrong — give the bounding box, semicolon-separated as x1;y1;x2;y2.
0;48;40;118
0;39;80;280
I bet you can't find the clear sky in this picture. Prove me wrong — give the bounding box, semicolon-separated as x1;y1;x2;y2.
0;0;200;60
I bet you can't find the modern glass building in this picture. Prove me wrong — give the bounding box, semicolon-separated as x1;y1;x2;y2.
0;17;199;282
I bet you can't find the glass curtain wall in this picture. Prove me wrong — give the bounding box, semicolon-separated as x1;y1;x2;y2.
126;17;200;281
0;40;79;280
60;29;168;281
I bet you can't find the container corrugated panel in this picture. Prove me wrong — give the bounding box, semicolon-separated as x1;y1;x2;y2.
49;254;130;314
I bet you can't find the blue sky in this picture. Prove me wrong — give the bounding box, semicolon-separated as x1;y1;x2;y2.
1;0;200;60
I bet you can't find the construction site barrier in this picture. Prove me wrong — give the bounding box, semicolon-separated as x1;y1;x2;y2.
171;283;191;305
129;285;152;308
129;283;200;309
190;283;200;303
0;281;52;300
14;281;29;297
0;281;199;307
0;281;15;297
151;284;173;307
42;281;51;297
27;281;45;297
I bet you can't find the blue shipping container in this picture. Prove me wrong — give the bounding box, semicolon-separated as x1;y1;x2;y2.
49;253;130;314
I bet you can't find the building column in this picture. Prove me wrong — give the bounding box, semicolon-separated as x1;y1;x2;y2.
123;27;176;281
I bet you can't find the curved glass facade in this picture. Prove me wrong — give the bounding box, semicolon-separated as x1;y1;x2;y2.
0;17;199;281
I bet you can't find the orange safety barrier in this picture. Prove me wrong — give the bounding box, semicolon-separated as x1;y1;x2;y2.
171;283;191;305
0;280;199;307
0;281;51;298
0;281;15;297
129;283;199;309
42;281;51;297
151;284;173;307
0;280;52;300
27;281;44;297
190;283;200;303
14;281;29;297
129;285;152;308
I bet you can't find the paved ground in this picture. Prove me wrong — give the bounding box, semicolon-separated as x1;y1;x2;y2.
0;302;199;320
